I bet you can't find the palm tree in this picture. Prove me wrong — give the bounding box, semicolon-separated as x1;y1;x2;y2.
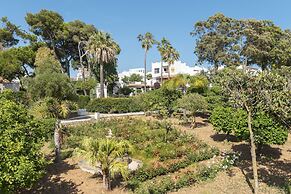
164;45;180;79
86;31;120;98
157;38;171;85
137;32;156;92
76;137;132;190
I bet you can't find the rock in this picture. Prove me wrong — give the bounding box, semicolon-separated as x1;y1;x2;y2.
78;160;102;175
128;159;143;171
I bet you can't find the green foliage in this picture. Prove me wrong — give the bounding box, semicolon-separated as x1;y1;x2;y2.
138;88;182;117
0;99;48;193
29;97;73;119
74;78;96;92
176;93;208;115
86;97;142;113
0;49;22;80
210;106;248;138
77;95;90;109
24;47;76;101
210;106;288;145
134;163;223;194
253;112;288;145
118;86;133;96
187;75;209;94
75;137;131;190
0;89;30;106
122;73;143;84
192;13;291;70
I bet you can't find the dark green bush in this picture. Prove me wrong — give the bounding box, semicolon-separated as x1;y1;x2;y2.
77;95;90;109
86;97;142;113
253;112;288;145
210;106;288;145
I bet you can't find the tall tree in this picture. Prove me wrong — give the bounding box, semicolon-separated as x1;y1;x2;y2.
164;44;180;78
137;32;156;92
26;10;97;76
86;31;120;98
24;47;75;101
215;67;291;194
191;13;290;71
157;38;170;84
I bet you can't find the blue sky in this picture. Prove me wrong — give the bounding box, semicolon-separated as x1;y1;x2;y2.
1;0;291;76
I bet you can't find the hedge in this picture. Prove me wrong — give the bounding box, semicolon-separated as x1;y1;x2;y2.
86;97;142;113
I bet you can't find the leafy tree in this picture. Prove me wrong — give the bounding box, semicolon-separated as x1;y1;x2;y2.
0;99;48;193
191;13;240;70
0;49;22;81
122;73;143;84
139;88;181;117
74;78;96;95
188;74;209;94
192;13;291;71
118;86;133;96
76;138;132;190
26;9;97;76
137;32;156;91
215;67;290;194
24;47;76;101
176;93;208;128
86;31;120;98
162;74;188;92
210;106;288;146
0;17;36;49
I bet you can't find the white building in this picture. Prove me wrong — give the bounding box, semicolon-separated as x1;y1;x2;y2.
118;68;152;93
151;61;207;84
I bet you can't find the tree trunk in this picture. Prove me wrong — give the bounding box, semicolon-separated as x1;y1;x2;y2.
100;63;105;98
247;109;259;194
191;114;196;129
66;60;70;77
103;171;111;190
144;49;147;92
22;65;30;76
168;64;171;79
161;59;163;85
54;120;62;163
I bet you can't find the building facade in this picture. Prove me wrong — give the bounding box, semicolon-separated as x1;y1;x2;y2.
151;61;207;84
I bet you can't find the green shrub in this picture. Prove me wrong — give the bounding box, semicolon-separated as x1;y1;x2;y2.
86;97;142;113
210;106;248;139
77;95;90;109
210;106;288;145
253;112;288;145
0;99;48;193
137;88;181;117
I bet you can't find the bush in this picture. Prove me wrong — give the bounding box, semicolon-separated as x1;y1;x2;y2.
210;106;247;138
137;88;181;117
210;106;288;145
77;95;90;109
0;99;48;193
86;97;142;113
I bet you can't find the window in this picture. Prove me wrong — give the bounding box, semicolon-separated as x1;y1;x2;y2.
154;68;160;74
164;68;168;73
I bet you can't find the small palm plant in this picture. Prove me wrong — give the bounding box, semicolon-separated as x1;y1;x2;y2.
76;137;132;190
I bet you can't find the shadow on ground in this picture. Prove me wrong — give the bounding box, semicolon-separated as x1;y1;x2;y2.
19;161;82;194
230;143;291;193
